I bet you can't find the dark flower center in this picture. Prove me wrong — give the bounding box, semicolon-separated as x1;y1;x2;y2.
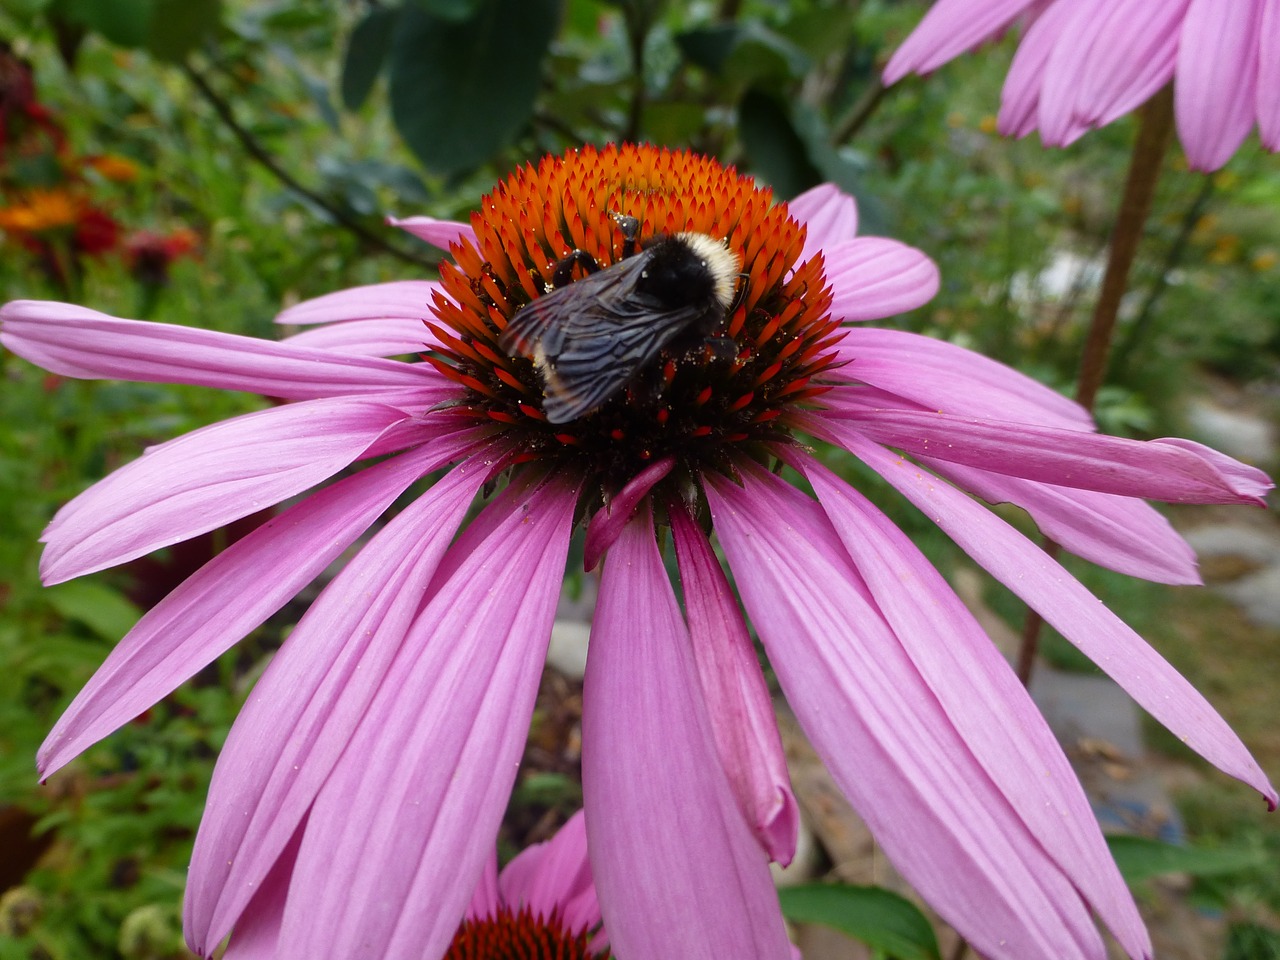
427;144;841;501
443;906;609;960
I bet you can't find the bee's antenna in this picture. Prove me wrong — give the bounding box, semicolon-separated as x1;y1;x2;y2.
610;211;641;258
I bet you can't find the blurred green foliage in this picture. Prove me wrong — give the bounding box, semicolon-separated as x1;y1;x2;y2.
0;0;1277;957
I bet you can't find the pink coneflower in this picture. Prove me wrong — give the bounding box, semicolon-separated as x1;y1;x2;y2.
224;811;606;959
1;144;1274;960
884;0;1280;171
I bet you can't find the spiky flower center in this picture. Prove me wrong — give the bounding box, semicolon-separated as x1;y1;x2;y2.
429;144;840;495
443;906;608;960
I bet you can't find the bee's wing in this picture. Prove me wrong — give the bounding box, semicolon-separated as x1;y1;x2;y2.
500;258;708;423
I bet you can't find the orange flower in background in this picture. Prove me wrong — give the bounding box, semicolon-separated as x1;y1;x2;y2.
0;186;81;234
86;153;140;183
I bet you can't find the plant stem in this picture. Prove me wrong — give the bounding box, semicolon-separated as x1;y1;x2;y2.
1015;86;1175;686
1074;86;1176;411
181;62;436;271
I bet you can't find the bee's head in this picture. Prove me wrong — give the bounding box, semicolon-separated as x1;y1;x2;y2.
640;233;740;313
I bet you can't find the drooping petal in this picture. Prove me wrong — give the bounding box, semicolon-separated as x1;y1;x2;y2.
185;447;494;953
823;238;940;322
282;318;436;356
466;856;501;921
583;506;794;960
221;824;303;960
1176;0;1265;171
923;458;1201;584
388;214;477;252
883;0;1038;83
40;397;411;583
841;434;1277;806
498;811;602;938
277;476;577;960
707;469;1107;960
38;431;480;779
670;506;799;866
799;454;1150;958
0;301;436;399
582;456;673;571
1152;437;1274;501
823;406;1271;505
786;183;858;265
274;280;441;326
1259;0;1280;149
831;326;1093;429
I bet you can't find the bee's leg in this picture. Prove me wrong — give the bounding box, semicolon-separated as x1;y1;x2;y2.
729;272;750;313
551;250;603;288
610;212;642;258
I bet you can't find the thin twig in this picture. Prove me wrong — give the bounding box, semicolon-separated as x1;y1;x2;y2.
1111;173;1216;377
180;62;436;271
831;79;888;145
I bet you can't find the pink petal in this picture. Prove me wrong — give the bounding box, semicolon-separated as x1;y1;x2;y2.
282;318;436;356
185;449;493;952
823;238;940;321
883;0;1038;83
41;397;411;584
1075;0;1186;129
832;327;1093;429
1034;0;1114;145
799;455;1150;958
707;469;1107;960
582;457;674;571
0;300;436;399
670;505;799;865
387;214;477;252
1176;0;1265;171
924;458;1201;584
1259;0;1280;149
498;811;602;939
1153;437;1274;501
277;476;577;960
823;405;1272;505
466;855;501;921
842;433;1277;806
997;3;1061;138
786;183;858;265
274;280;441;326
583;506;793;960
38;432;479;779
220;824;302;960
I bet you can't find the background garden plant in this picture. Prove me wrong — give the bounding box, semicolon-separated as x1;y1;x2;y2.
0;2;1277;958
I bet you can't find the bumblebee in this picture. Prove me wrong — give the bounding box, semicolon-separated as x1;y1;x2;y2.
499;219;742;424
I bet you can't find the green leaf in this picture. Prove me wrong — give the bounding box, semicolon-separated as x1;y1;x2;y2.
778;884;941;960
410;0;483;21
388;0;559;176
1106;835;1268;884
738;88;822;199
146;0;221;60
44;581;142;643
341;7;399;111
54;0;154;47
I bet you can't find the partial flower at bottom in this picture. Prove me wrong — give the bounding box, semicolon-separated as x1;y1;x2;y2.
1;143;1275;960
222;810;607;960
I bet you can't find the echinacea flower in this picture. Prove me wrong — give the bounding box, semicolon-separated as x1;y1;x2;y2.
225;810;607;960
1;143;1274;960
884;0;1280;171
